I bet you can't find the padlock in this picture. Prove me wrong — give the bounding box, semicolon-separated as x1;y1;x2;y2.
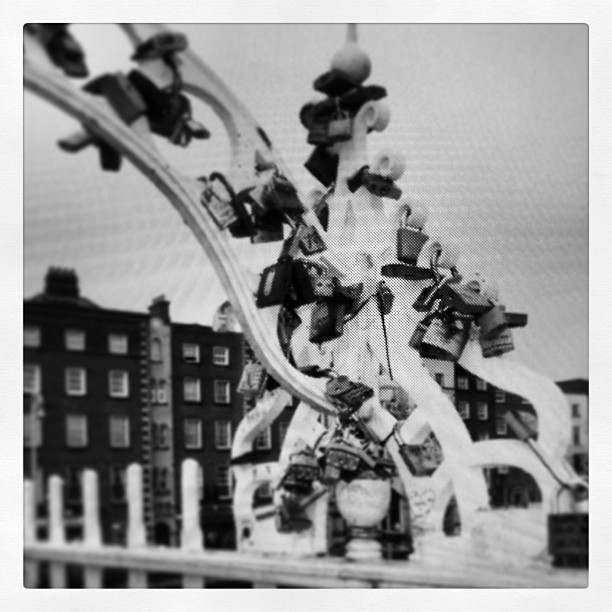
131;32;188;61
346;165;369;193
309;300;345;344
321;442;362;484
340;84;387;114
250;207;285;243
409;314;435;351
289;260;317;307
309;266;336;298
412;277;448;312
477;304;509;341
325;376;374;416
236;363;268;398
304;146;339;188
277;305;302;354
255;256;295;308
335;282;364;316
275;493;312;533
261;173;304;218
83;72;147;125
419;315;469;362
199;179;239;230
547;486;588;568
278;449;320;494
328;107;352;143
298;224;327;256
307;120;333;146
362;170;402;200
313;68;361;97
377;281;395;315
481;327;515;358
505;312;528;328
437;282;494;316
397;208;430;266
28;24;89;78
398;441;439;477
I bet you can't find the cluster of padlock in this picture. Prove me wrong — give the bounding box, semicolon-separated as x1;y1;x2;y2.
56;32;210;170
300;58;387;188
26;24;89;78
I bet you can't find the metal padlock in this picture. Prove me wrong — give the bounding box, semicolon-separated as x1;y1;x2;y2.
289;261;317;307
307;120;333;146
84;73;147;125
199;178;239;230
322;442;362;484
131;32;188;61
412;275;460;312
346;165;369;193
261;173;304;218
256;256;294;308
377;281;395;315
275;494;312;533
309;266;336;298
298;224;327;255
437;282;493;316
397;209;429;265
419;316;469;362
328;108;352;143
309;300;345;344
409;314;435;351
478;304;509;341
505;311;528;329
277;305;302;354
236;363;268;398
398;441;439;477
304;146;339;188
481;327;515;358
279;450;320;494
362;170;402;200
325;376;374;415
250;208;285;243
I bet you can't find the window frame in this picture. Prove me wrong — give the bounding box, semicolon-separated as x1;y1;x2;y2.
254;426;272;450
66;414;88;448
494;390;506;403
571;403;580;418
495;413;508;435
24;326;41;348
457;376;469;391
24;363;41;394
182;343;201;364
183;377;202;403
109;415;130;448
108;333;128;355
213;379;231;405
109;370;130;398
457;401;470;420
214;420;232;450
150;338;162;362
184;418;203;450
215;465;232;500
212;346;230;366
475;378;487;391
65;329;85;351
65;367;87;396
477;401;489;421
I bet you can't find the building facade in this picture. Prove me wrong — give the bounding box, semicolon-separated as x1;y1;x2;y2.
556;378;588;478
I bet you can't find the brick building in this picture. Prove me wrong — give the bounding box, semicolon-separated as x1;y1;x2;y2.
557;378;588;478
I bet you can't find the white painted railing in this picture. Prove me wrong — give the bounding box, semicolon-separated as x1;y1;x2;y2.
23;462;586;588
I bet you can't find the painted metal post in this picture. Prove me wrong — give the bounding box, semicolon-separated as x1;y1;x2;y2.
180;459;205;588
48;475;66;588
82;469;102;588
126;463;147;588
24;480;39;588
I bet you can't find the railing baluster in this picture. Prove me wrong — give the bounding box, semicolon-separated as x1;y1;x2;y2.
48;475;66;588
24;480;39;588
126;464;147;588
180;459;206;588
83;469;102;588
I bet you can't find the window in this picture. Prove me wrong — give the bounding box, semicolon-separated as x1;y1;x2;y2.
571;403;580;418
108;333;128;354
457;376;469;390
155;467;170;492
65;467;83;501
183;378;201;402
184;419;202;449
151;338;162;362
254;426;272;450
109;370;129;398
153;423;170;449
494;390;506;403
109;415;130;448
216;465;232;499
214;380;231;405
24;326;41;348
183;343;200;363
478;431;490;442
157;380;168;404
495;414;508;435
24;364;41;394
476;378;487;391
65;367;86;396
215;420;232;449
66;414;87;447
213;346;230;366
572;426;581;446
477;401;489;421
24;412;43;448
279;422;290;446
65;329;85;351
458;401;470;420
110;466;127;501
434;373;445;387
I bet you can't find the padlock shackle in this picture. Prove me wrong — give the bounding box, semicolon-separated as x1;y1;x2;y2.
401;205;413;228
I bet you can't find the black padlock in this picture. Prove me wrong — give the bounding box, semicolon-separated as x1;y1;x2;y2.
309;266;336;299
251;207;285;243
307;120;333;146
236;363;268;398
409;313;436;351
325;376;374;415
412;275;460;312
279;449;320;494
27;24;89;78
362;170;402;200
131;32;188;61
277;305;302;355
335;282;364;316
505;312;528;328
346;165;369;193
304;146;339;188
321;442;362;484
84;72;147;125
397;208;429;266
261;173;304;219
256;256;294;308
419;315;469;362
309;300;345;344
377;281;395;315
340;84;387;114
289;260;318;307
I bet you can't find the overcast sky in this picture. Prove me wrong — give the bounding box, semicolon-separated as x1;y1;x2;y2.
24;24;587;381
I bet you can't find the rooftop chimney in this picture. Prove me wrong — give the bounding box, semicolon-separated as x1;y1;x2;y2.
44;267;80;299
149;294;171;323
